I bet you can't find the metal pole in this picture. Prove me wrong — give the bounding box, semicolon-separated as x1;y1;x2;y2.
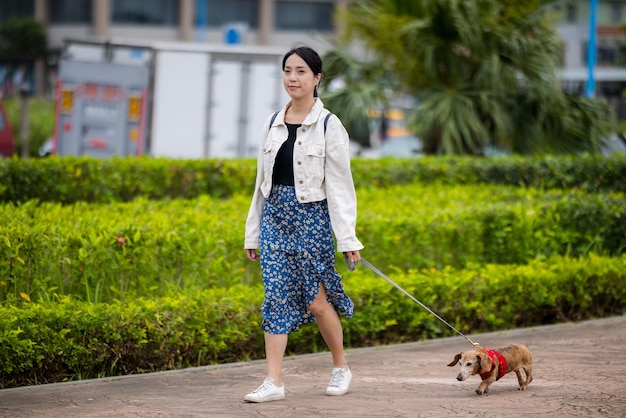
237;61;252;157
195;0;208;42
204;58;214;158
19;79;31;158
585;0;598;98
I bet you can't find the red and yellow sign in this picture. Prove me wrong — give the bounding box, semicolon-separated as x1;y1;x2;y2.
128;96;141;121
61;88;74;114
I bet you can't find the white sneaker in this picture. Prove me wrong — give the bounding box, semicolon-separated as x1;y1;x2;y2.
244;377;285;403
326;367;352;396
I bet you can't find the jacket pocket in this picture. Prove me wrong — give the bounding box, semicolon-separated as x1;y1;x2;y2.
306;144;325;158
306;145;326;179
262;142;274;163
263;142;274;154
261;142;276;185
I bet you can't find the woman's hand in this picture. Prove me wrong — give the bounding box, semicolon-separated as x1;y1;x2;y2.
343;250;361;271
246;249;260;262
343;250;361;264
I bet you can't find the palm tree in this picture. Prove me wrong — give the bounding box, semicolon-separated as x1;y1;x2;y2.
320;48;393;147
324;0;611;155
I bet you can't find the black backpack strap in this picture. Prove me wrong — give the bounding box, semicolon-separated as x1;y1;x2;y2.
268;111;279;132
324;112;332;134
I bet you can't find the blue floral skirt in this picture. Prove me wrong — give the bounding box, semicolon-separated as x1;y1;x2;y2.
259;185;354;334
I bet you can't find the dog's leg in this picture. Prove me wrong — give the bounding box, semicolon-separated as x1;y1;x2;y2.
520;366;533;390
476;378;494;395
514;370;524;389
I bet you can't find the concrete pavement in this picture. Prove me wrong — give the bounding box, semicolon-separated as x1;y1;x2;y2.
1;316;625;417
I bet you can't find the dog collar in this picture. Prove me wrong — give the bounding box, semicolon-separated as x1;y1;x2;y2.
479;348;508;380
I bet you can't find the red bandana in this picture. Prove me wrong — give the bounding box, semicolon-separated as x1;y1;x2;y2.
479;348;508;380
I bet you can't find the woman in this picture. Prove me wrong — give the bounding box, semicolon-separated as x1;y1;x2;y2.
243;45;363;403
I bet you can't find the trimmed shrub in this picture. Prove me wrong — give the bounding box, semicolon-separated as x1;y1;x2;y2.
1;154;625;204
1;185;624;304
0;286;264;388
1;254;624;388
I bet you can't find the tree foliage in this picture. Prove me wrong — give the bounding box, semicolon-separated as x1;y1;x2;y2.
0;18;47;63
321;48;394;145
323;0;612;155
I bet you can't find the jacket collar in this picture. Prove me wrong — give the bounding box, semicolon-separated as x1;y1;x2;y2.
276;98;325;127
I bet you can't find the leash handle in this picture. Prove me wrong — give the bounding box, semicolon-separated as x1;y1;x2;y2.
358;258;480;348
344;253;357;271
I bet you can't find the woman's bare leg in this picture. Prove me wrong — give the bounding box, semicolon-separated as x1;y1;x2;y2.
264;332;288;386
308;284;348;368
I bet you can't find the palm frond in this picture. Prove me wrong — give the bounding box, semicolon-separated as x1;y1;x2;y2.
330;0;612;155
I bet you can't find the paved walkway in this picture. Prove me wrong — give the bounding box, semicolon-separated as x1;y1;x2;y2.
1;316;625;417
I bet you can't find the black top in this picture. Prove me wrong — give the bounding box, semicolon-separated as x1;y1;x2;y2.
273;123;301;186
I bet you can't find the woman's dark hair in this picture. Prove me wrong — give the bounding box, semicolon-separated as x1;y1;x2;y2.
282;45;323;97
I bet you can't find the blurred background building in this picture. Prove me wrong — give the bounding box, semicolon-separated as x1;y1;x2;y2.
0;0;625;104
0;0;350;97
0;0;349;51
550;0;626;117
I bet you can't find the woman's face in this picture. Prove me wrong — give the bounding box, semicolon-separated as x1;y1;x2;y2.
283;53;321;101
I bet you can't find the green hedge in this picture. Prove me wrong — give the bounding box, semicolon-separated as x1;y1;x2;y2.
0;286;263;388
352;154;626;192
2;185;624;304
356;185;626;272
1;154;625;204
1;155;625;389
1;254;624;388
0;156;255;204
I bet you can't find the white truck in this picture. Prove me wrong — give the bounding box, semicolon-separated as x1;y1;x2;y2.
52;39;289;159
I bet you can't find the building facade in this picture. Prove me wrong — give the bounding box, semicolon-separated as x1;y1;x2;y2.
0;0;351;96
0;0;350;51
550;0;626;112
2;0;626;107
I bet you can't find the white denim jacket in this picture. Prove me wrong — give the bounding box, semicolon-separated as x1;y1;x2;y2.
244;99;364;253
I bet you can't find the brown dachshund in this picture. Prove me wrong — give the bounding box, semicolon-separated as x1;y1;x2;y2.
447;343;533;395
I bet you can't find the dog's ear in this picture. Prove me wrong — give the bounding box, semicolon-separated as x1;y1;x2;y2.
447;353;463;367
476;352;492;373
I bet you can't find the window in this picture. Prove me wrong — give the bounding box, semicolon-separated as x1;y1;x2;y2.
275;1;334;31
597;45;618;66
566;2;577;23
560;80;583;95
50;0;91;24
584;40;626;67
0;0;34;23
112;0;179;25
609;2;622;25
206;0;258;29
